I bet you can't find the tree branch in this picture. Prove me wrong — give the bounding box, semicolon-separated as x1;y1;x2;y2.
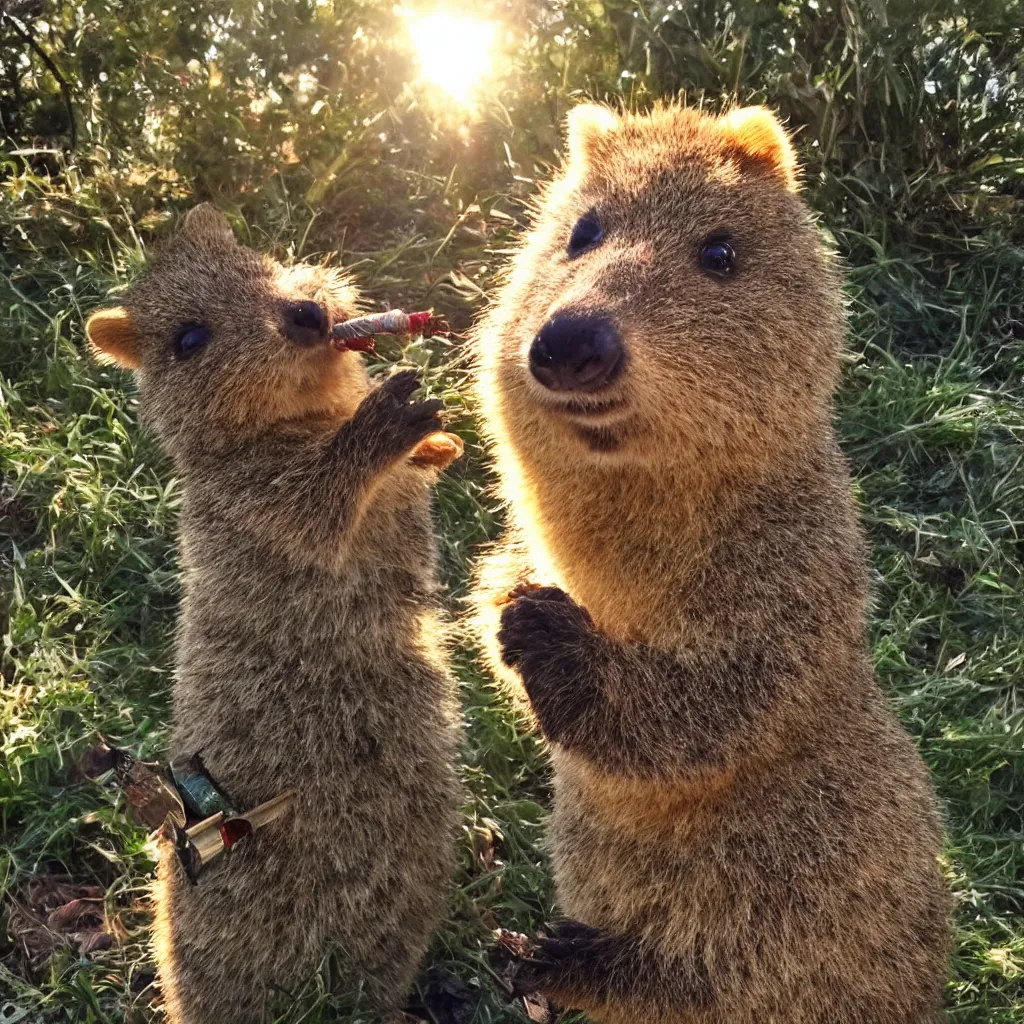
2;12;77;151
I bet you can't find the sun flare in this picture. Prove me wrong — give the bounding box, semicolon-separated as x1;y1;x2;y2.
410;13;498;104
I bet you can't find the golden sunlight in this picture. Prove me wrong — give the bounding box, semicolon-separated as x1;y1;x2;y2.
409;13;498;104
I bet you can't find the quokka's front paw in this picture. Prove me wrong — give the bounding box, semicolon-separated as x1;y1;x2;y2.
353;369;445;462
497;586;594;670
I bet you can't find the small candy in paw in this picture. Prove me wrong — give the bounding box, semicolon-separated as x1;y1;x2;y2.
409;431;464;470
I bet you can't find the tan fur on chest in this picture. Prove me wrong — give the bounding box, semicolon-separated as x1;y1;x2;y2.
554;750;736;836
512;460;715;643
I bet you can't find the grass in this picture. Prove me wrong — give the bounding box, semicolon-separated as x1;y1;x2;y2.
2;11;1024;1021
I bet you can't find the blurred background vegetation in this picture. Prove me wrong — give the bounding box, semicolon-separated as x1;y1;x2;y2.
2;0;1023;1020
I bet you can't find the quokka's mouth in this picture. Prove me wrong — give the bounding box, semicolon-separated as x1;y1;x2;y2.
537;392;630;425
529;388;635;455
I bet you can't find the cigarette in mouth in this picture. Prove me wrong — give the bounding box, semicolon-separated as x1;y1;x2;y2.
332;310;450;352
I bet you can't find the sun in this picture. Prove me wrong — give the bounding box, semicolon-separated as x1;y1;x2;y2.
409;13;498;104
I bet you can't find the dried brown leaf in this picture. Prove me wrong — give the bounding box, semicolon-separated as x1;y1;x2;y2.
522;991;552;1023
495;927;536;959
5;876;112;976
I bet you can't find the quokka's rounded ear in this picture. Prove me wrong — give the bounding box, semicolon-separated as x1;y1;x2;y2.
86;306;142;369
719;107;799;190
566;103;620;167
180;202;234;242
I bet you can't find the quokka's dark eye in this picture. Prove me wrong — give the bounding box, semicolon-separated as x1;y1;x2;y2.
699;237;736;277
173;322;211;360
568;211;604;258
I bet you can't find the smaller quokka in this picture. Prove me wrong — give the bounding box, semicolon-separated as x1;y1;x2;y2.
86;204;461;1024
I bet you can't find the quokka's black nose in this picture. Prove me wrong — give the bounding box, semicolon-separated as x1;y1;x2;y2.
282;300;327;345
529;313;625;392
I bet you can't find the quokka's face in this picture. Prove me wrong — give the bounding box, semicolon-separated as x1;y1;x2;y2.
476;103;846;476
87;204;365;450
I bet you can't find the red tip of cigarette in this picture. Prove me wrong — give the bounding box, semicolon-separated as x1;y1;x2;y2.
342;335;376;353
332;335;376;354
407;312;450;336
406;312;432;334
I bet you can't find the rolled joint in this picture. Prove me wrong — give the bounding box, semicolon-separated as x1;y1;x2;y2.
332;310;450;351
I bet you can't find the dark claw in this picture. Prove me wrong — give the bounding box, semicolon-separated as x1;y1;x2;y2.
496;606;531;668
380;368;422;404
511;959;554;997
511;585;577;606
498;602;549;667
536;920;604;961
545;920;603;944
407;397;444;422
499;600;554;636
537;938;576;961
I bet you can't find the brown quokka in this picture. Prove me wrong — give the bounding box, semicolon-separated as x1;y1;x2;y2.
471;104;950;1023
86;204;462;1023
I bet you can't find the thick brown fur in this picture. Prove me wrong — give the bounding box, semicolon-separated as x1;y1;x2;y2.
87;205;461;1023
470;104;950;1023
